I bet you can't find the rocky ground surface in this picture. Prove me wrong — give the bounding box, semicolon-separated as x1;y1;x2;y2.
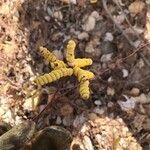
0;0;150;149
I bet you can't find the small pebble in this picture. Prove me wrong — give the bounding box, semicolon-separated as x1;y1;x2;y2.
56;116;62;125
61;0;76;4
135;93;149;104
77;32;89;40
128;1;145;16
118;95;135;111
130;88;140;96
108;77;113;82
107;102;114;107
94;100;102;106
113;13;125;24
104;32;114;41
88;113;99;121
85;41;95;53
107;87;115;96
53;11;63;20
93;107;105;115
47;7;53;16
122;69;128;78
146;0;150;4
44;16;50;21
82;11;100;31
101;53;113;62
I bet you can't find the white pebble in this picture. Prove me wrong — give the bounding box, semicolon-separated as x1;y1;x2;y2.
78;32;89;40
93;107;105;115
53;11;63;20
113;13;125;25
104;32;114;41
107;87;115;96
108;77;113;82
94;100;102;106
122;69;128;78
56;116;62;125
118;95;135;111
82;11;100;31
101;53;113;62
44;16;50;21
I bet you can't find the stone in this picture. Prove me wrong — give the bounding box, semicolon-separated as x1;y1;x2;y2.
130;88;140;96
77;32;89;40
107;87;115;96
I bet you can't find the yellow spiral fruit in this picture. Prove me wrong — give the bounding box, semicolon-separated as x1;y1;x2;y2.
73;67;94;82
73;58;93;68
39;47;57;63
66;40;76;64
51;60;67;70
34;68;73;86
79;80;90;100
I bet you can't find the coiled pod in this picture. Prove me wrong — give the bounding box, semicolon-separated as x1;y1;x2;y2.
34;68;73;86
39;47;57;63
73;67;94;82
73;58;93;68
79;80;90;100
66;40;76;65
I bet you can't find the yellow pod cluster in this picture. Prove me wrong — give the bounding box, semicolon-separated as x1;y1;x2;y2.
79;80;90;100
34;68;73;86
33;39;94;100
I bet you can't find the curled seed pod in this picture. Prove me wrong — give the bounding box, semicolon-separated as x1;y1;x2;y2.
73;58;93;68
39;47;57;63
73;67;94;82
79;80;90;100
34;68;73;86
66;40;76;64
51;60;67;70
